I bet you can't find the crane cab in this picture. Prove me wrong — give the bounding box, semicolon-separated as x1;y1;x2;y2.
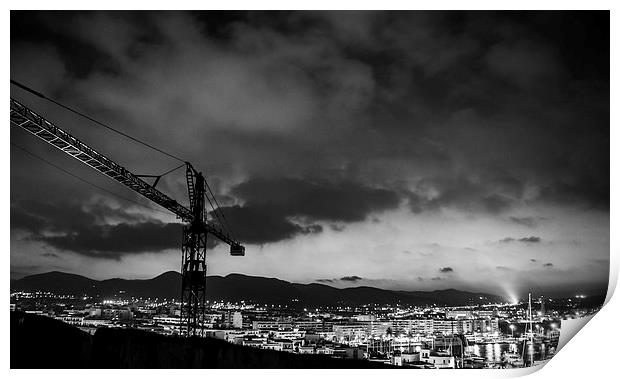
230;244;245;256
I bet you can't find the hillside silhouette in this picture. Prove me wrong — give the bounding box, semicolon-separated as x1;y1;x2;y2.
12;271;505;306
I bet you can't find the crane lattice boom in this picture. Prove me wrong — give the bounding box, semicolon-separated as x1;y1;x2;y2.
10;98;243;250
11;96;245;337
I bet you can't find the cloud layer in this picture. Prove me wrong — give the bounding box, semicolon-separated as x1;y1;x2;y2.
10;11;609;297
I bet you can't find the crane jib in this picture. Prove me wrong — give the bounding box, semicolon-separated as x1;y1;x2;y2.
10;98;243;251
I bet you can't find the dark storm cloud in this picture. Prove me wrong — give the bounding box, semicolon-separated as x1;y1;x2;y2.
439;267;454;273
9;11;609;285
208;204;323;245
233;178;400;222
330;224;346;232
11;208;47;233
500;236;541;243
408;175;519;214
316;276;366;283
539;177;609;210
509;217;541;228
543;263;554;268
10;11;609;221
340;275;363;282
302;224;323;234
39;222;182;259
12;201;94;234
11;200;182;259
11;199;150;234
209;177;399;244
316;278;334;283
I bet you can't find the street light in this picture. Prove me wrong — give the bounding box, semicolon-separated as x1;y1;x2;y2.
509;324;515;338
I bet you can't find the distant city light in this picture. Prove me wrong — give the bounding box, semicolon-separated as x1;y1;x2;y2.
11;286;594;368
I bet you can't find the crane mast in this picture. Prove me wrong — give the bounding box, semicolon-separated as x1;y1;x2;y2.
10;97;245;337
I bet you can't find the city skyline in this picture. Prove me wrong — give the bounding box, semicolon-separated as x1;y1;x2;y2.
10;11;609;301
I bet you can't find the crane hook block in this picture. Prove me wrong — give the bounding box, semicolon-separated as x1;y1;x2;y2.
230;244;245;256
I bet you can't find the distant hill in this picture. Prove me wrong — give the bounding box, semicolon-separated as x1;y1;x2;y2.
11;271;505;306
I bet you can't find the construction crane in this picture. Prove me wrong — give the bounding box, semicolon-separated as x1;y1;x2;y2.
10;96;245;337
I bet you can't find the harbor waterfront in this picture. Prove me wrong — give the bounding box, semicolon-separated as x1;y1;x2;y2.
467;341;556;368
11;284;588;369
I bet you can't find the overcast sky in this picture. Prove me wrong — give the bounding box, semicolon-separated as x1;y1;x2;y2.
10;11;609;299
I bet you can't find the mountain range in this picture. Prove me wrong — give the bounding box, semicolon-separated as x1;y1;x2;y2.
11;271;505;306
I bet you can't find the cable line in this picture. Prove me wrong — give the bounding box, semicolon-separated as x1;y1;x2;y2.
10;79;186;163
160;163;186;177
11;142;176;217
11;80;235;237
205;180;235;237
201;188;231;236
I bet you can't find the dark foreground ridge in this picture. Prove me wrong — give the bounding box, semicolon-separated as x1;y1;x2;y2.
11;271;505;306
11;312;394;369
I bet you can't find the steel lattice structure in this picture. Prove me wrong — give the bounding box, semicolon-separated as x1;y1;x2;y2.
11;97;245;337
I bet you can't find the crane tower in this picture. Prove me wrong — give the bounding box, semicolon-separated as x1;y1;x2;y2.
10;96;245;337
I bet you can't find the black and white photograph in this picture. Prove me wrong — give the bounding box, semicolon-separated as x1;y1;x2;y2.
7;7;612;372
